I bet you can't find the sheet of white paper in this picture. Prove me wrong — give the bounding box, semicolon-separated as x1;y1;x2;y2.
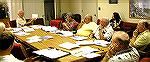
32;14;38;19
22;28;35;32
94;40;111;47
12;28;22;32
71;36;88;41
33;48;69;59
59;42;80;49
76;40;94;45
14;32;30;36
70;46;99;57
82;53;101;58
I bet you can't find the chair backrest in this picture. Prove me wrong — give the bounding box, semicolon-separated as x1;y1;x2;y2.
73;14;81;23
33;18;44;25
96;19;101;25
9;20;17;28
50;20;62;28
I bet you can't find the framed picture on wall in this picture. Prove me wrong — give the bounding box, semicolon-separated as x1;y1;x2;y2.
109;0;118;4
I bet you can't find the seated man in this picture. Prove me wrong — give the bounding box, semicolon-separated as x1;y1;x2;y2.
62;13;79;31
101;31;140;62
16;10;35;27
76;15;97;36
0;32;23;62
92;18;114;41
130;20;150;52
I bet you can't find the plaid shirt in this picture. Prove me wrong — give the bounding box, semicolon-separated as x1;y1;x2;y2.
63;19;78;31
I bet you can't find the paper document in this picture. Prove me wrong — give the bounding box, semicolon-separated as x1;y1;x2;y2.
94;40;111;47
59;42;80;49
76;40;94;45
33;48;69;59
70;46;99;57
71;36;88;41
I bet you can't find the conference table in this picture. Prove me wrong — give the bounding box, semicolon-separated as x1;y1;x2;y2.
7;26;109;62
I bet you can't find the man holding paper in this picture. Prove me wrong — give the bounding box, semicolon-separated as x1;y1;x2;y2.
16;10;36;27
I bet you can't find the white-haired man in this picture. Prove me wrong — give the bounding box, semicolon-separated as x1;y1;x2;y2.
16;10;35;27
92;18;114;41
101;31;139;62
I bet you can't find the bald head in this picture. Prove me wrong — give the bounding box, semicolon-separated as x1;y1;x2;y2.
99;18;109;27
18;9;24;17
84;15;92;24
112;31;129;46
0;22;5;33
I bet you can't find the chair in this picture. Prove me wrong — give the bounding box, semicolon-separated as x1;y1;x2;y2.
50;20;62;28
33;18;44;25
9;20;17;28
97;19;101;25
73;14;81;23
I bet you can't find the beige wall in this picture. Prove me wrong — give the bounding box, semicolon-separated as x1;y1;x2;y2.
98;0;150;23
23;0;44;19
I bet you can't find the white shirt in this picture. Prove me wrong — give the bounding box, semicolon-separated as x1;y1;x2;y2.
0;54;23;62
16;16;26;27
93;24;114;40
108;47;140;62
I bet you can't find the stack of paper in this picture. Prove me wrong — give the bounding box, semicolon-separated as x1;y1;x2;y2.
94;40;111;47
56;31;73;37
42;26;58;32
70;46;100;58
59;42;80;49
22;27;35;32
14;32;30;36
11;28;22;32
33;48;69;59
71;36;88;41
26;35;53;43
30;25;43;29
76;40;94;45
26;36;42;43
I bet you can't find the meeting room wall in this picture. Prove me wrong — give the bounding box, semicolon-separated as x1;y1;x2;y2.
7;0;44;21
98;0;150;23
23;0;44;19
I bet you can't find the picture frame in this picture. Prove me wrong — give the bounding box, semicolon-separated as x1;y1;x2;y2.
109;0;118;4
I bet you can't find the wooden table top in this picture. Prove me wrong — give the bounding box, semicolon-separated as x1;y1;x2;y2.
13;29;108;62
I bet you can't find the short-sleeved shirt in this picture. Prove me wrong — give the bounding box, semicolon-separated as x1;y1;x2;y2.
16;16;26;27
0;54;23;62
77;22;97;36
108;47;140;62
93;24;114;40
134;30;150;51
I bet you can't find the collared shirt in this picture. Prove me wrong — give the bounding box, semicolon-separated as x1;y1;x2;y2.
16;16;26;27
108;47;140;62
134;30;150;51
0;54;23;62
93;24;114;40
77;22;97;36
